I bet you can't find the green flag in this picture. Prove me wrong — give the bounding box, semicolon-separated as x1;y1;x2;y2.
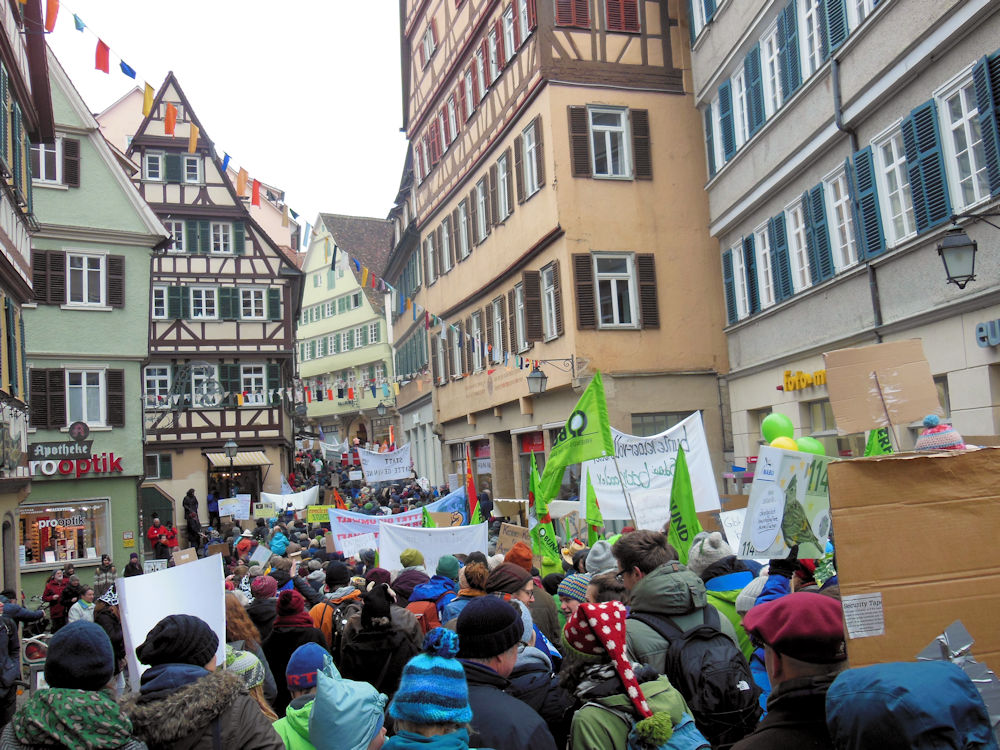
537;371;615;510
470;503;484;526
667;447;703;564
585;471;604;547
864;427;894;456
529;452;561;563
422;506;436;528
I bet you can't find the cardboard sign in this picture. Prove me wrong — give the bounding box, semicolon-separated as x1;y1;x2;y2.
429;511;463;527
306;505;336;524
496;523;531;556
823;339;941;434
206;543;230;559
494;499;527;518
171;547;197;566
142;559;167;574
339;532;376;559
253;502;277;519
324;531;336;554
249;543;272;566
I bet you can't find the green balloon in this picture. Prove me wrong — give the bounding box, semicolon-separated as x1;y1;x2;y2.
795;436;827;456
761;413;795;443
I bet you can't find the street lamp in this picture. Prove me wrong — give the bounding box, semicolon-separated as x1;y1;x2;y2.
223;439;238;496
526;366;548;395
937;225;977;290
376;402;387;417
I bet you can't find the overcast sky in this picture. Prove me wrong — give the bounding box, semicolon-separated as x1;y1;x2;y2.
48;0;408;224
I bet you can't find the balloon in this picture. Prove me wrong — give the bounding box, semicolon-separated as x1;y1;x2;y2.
795;436;827;455
761;413;794;442
769;436;799;451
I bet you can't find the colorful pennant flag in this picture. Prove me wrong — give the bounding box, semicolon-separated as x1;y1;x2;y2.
864;428;894;456
667;447;703;565
142;84;154;117
361;267;369;287
529;452;561;563
236;168;248;196
119;61;136;79
251;179;261;207
73;13;84;31
333;489;347;510
221;153;231;172
188;124;199;153
422;506;437;528
164;102;177;135
45;0;58;33
95;39;110;73
465;444;479;525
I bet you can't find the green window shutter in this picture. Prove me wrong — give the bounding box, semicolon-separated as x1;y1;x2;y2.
18;312;25;399
233;221;245;255
199;221;211;254
704;108;716;177
220;364;241;405
267;288;281;320
267;364;280;403
777;0;801;100
972;54;1000;196
181;288;191;319
167;286;183;318
361;326;369;346
742;235;760;315
185;219;199;253
824;0;849;55
309;340;316;359
160;453;172;479
338;297;347;314
901;100;952;234
804;185;833;283
721;250;737;325
327;269;335;289
744;44;765;137
0;66;7;168
164;154;182;183
718;81;735;161
219;288;238;320
851;148;886;259
5;300;17;396
768;214;794;301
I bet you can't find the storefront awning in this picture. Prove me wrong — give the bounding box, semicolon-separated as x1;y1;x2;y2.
204;451;272;467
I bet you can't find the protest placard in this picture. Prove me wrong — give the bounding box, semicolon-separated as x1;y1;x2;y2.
447;474;459;491
253;502;277;519
496;523;531;556
379;522;488;574
339;532;376;559
631;488;669;531
142;559;167;574
718;508;747;550
171;547;197;566
249;543;272;566
218;495;251;520
429;512;463;527
306;505;336;524
262;485;318;511
324;532;335;554
206;543;230;559
348;470;363;481
358;445;412;482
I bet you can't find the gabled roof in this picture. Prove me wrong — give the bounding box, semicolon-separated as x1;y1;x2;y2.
319;213;393;278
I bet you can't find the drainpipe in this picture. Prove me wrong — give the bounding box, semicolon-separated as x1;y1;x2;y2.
833;57;883;338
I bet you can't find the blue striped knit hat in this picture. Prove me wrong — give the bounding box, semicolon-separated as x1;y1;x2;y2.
389;627;472;725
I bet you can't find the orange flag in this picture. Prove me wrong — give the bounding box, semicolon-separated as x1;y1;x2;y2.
44;0;58;32
95;40;110;74
187;124;199;153
251;179;261;207
236;168;248;196
164;103;177;135
281;205;289;228
142;84;154;117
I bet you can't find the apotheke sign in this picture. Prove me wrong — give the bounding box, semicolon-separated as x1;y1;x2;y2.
27;422;124;479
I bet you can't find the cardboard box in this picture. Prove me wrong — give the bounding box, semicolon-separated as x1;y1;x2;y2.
171;547;197;566
206;543;230;559
827;448;1000;670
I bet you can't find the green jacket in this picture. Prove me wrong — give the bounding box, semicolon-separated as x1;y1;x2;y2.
625;562;739;674
273;698;315;750
706;588;754;661
570;676;689;750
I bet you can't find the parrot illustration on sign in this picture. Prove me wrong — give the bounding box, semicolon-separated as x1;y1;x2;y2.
780;475;820;550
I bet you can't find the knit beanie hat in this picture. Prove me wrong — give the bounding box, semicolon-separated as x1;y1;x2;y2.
136;614;219;667
390;628;473;725
436;554;460;581
250;575;277;599
286;642;331;691
686;532;734;577
400;548;425;568
503;541;533;573
563;601;673;746
914;414;966;450
736;574;770;616
326;561;352;589
44;621;114;691
485;562;531;595
585;540;616;575
557;572;592;603
276;589;306;617
361;582;393;629
508;598;535;647
456;595;523;658
225;644;266;690
365;567;391;587
486;553;505;570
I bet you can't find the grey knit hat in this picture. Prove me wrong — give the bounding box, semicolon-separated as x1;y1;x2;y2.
585;540;616;575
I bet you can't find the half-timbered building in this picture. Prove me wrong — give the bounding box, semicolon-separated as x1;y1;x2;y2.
101;73;302;538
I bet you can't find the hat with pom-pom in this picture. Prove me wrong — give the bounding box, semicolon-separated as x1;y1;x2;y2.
389;627;473;725
914;414;966;450
685;531;734;578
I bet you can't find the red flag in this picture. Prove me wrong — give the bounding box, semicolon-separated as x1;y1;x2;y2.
95;39;110;73
44;0;58;32
164;102;177;135
348;387;354;400
465;444;479;521
251;179;261;207
305;387;312;403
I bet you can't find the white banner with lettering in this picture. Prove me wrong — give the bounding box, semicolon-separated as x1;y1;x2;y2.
378;522;489;574
583;411;720;519
325;492;465;546
261;485;319;511
358;445;412;482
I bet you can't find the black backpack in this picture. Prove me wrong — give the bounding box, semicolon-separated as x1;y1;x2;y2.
628;606;761;748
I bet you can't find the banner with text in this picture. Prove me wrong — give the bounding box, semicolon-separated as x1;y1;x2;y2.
378;521;488;574
261;485;319;511
326;490;467;545
582;412;720;519
358;445;411;482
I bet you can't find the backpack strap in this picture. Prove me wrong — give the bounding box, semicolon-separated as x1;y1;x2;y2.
627;610;685;642
582;701;636;731
701;604;721;630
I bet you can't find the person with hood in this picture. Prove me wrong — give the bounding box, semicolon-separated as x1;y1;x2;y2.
562;600;708;750
248;575;280;642
441;561;488;623
66;586;95;624
308;656;388;750
226;591;278;706
262;590;327;715
270;558;323;607
731;592;847;750
121;614;283;749
93;588;127;694
41;569;68;632
123;552;143;577
0;621;145;749
309;562;362;655
92;554;117;598
685;532;756;660
391;549;430;605
271;643;329;750
407;555;459;622
270;526;290;556
503;542;561;647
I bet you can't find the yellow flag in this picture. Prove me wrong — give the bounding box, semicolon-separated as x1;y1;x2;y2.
236;168;248;196
361;267;369;286
187;124;199;153
282;205;289;228
142;84;154;116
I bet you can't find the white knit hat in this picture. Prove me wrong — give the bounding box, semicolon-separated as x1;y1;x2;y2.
735;574;769;616
686;531;734;577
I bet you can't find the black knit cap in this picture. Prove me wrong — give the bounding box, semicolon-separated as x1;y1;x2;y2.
456;595;523;658
44;621;114;691
325;560;351;589
136;614;219;667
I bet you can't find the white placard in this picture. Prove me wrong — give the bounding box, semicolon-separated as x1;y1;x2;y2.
249;543;272;566
718;508;747;550
841;592;885;639
630;487;669;531
378;522;488;574
476;458;491;474
262;485;318;511
339;532;376;559
217;495;252;520
348;471;363;481
142;559;167;574
118;554;226;688
447;474;459;491
358;445;412;482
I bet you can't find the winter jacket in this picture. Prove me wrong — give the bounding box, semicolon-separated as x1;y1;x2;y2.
120;663;283;750
528;586;562;648
123;562;143;577
440;592;483;623
341;605;422;661
0;618;19;689
272;695;315;750
246;597;278;642
309;588;362;652
506;646;574;748
460;659;557;750
67;600;95;624
625;562;739;674
0;601;43;625
408;575;457;618
1;688;146;750
269;570;322;607
57;583;83;614
391;569;430;603
146;524;167;546
270;533;289;556
731;673;838;750
93;565;117;598
338;617;419;698
262;625;327;715
95;607;126;674
236;538;254;559
747;573;790;711
41;579;67;620
383;729;473;750
700;557;755;661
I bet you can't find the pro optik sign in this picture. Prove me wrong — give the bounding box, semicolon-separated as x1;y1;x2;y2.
27;421;124;479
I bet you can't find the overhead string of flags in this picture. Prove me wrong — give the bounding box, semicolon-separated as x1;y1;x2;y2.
39;0;301;227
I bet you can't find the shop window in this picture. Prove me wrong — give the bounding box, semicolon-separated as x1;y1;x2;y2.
19;500;110;568
631;412;685;436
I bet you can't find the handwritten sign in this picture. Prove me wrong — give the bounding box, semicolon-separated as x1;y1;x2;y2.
358;445;412;482
306;505;336;524
718;508;747;550
631;488;669;531
339;532;376;559
253;502;277;519
496;523;531;556
218;494;251;520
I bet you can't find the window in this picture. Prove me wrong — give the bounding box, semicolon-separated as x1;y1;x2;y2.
144;152;163;181
503;7;516;62
425;235;437;284
475;48;487;100
799;0;824;77
19;501;110;568
939;77;990;211
488;28;500;82
191;365;219;407
606;0;641;32
447;97;458;144
463;71;475;119
786;201;811;292
542;264;559;339
710;98;725;171
211;222;232;254
435;335;447;384
421;25;436;66
475;178;488;241
492;298;504;362
241;288;265;319
352;292;362;308
874;128;916;244
441;221;452;273
354;328;363;348
144;366;171;409
518;0;530;42
589;107;630;178
761;24;781;117
241;365;266;405
514;283;527;352
732;242;749;319
825;168;857;270
369;322;380;343
847;0;876;28
159;102;186;121
470;312;483;371
340;331;351;352
731;68;749;148
145;454;172;480
183;156;201;184
594;253;636;327
451;327;463;378
164;220;185;252
67;370;104;425
690;0;706;38
523;121;540;196
66;253;105;306
457;201;470;258
151;286;167;319
190;287;217;319
497;152;511;220
631;412;684;436
30;139;60;183
754;224;775;309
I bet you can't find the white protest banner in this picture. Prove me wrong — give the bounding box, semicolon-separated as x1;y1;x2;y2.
630;487;670;531
262;485;319;511
339;532;376;559
379;522;488;574
118;554;226;688
718;508;747;550
326;494;462;547
358;445;412;482
583;412;720;519
738;446;833;560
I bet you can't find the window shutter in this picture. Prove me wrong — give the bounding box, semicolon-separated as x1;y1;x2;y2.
523;270;543;341
495;19;506;67
718;81;736;161
555;0;572;25
623;0;639;31
160;453;173;479
528;0;537;28
806;185;834;282
568;106;592;177
851;147;885;258
219;288;238;321
17;312;24;399
572;253;596;330
512;0;522;45
199;221;211;254
164;154;182;183
32;249;49;303
972;54;1000;196
106;255;125;308
0;68;7;167
824;0;848;54
607;0;624;31
361;325;369;346
744;45;765;136
575;0;591;26
533;116;545;186
630;109;652;179
472;61;482;103
436;225;445;276
778;0;801;100
469;189;479;244
767;214;794;301
704;108;716;177
447;214;457;267
489;165;499;225
702;0;716;23
462;320;471;373
552;259;565;336
29;369;49;428
62;138;81;188
456;83;467;126
167;286;182;319
901;100;952;234
47;369;66;428
504;147;515;212
3;300;14;396
686;0;696;46
636;253;659;328
498;299;508;355
267;287;281;320
220;364;241;404
106;369;125;427
418;43;426;69
742;235;760;314
233;222;246;255
431;17;439;45
722;250;737;325
485;304;495;354
185;219;199;253
507;290;517;352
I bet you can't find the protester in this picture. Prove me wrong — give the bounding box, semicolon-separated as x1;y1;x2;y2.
262;590;327;714
57;575;84;623
309;561;362;655
585;540;616;575
0;604;19;725
226;591;278;705
556;573;591;620
392;549;430;605
270;558;323;606
248;575;279;642
146;515;165;547
41;569;68;632
0;621;144;749
586;571;627;604
441;561;488;623
122;614;283;748
308;656;388;750
226;644;277;722
93;588;127;694
272;643;328;749
123;552;143;577
407;555;459;627
67;586;95;623
153;534;171;561
686;531;756;660
504;541;561;646
93;554;117;598
271;526;290;556
237;528;256;558
455;596;557;750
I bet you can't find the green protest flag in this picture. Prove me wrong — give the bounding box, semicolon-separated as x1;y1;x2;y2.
470;503;484;526
537;371;615;513
529;451;561;563
585;471;604;547
422;506;436;528
667;446;703;565
864;428;894;456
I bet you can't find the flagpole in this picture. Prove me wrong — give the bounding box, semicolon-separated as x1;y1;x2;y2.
609;454;639;526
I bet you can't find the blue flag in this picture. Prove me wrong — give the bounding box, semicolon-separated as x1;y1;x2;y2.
119;61;136;79
73;14;85;31
221;153;231;172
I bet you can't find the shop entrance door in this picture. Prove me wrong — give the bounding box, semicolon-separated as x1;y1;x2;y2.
140;486;174;555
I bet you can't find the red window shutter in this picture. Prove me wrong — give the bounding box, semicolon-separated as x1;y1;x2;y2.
631;109;652;179
441;108;450;145
555;0;572;25
512;1;521;46
575;0;591;26
623;0;640;31
480;40;489;85
573;253;596;330
471;64;481;103
495;19;505;66
568;106;592;177
431;17;438;45
528;0;537;28
418;43;426;69
607;0;624;31
456;84;467;125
